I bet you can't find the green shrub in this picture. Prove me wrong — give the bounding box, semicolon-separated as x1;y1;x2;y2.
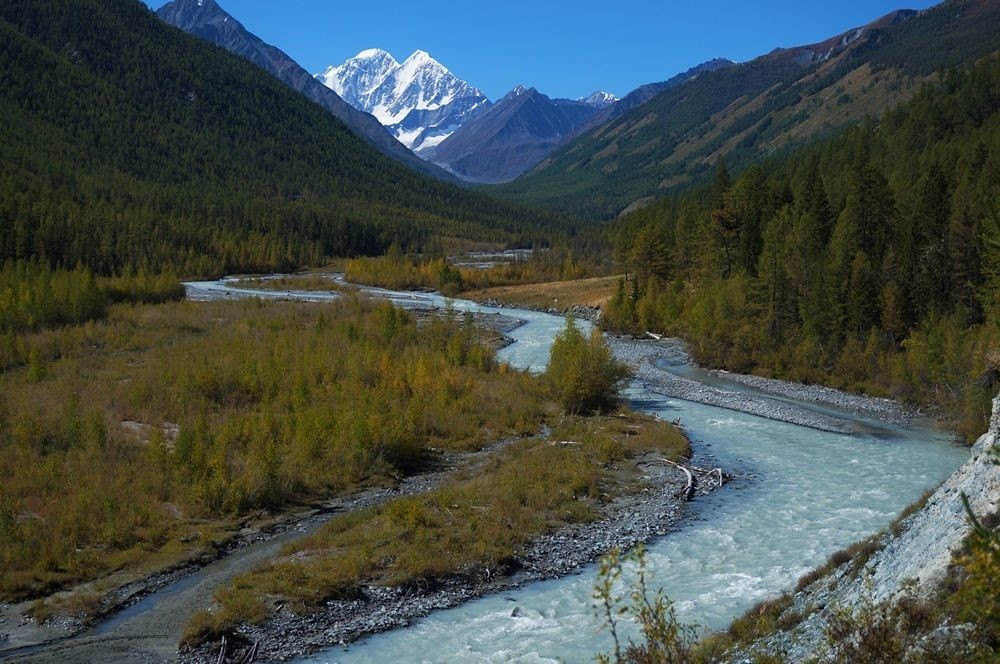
594;545;697;664
546;318;631;414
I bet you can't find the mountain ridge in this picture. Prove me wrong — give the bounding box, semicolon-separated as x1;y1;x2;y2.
428;86;603;183
156;0;456;181
494;0;1000;219
573;57;738;137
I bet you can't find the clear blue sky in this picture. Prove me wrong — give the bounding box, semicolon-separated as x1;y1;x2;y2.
143;0;941;101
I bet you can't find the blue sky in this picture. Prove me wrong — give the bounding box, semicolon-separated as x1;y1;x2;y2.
144;0;941;101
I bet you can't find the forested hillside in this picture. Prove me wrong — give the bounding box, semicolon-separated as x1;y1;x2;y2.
495;0;1000;219
0;0;564;278
604;56;1000;437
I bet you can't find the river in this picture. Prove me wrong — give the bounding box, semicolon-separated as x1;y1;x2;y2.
186;277;967;664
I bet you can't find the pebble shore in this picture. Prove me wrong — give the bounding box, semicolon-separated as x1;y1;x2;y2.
608;337;914;434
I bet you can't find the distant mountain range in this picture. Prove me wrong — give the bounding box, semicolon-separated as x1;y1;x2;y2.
158;0;999;210
157;0;626;185
156;0;456;181
154;1;745;187
316;49;623;182
495;0;1000;218
417;60;737;184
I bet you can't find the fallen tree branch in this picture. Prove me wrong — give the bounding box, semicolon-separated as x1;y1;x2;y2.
217;636;228;664
686;463;732;483
657;458;695;501
237;641;259;664
645;458;730;497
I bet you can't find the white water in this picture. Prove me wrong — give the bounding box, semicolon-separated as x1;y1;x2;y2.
185;278;968;664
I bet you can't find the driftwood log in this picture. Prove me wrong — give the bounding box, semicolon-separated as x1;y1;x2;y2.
650;458;729;500
216;636;227;664
216;636;260;664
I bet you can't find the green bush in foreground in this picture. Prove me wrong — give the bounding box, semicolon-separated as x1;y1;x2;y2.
595;545;697;664
546;317;631;414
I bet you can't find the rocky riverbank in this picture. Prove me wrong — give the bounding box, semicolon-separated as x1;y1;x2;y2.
181;444;726;663
721;394;1000;662
0;441;523;664
608;337;917;434
477;298;602;324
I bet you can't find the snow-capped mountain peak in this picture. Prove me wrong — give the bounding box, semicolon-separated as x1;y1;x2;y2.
315;48;490;154
578;90;618;108
401;49;435;67
316;49;400;114
355;47;394;60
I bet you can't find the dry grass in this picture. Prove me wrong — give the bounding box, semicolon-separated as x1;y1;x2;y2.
0;296;546;605
227;275;349;292
461;275;623;311
182;414;689;647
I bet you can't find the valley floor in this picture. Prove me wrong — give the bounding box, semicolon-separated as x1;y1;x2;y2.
460;275;621;313
1;277;972;664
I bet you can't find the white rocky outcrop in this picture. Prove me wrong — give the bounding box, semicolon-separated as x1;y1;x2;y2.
733;394;1000;661
863;396;999;603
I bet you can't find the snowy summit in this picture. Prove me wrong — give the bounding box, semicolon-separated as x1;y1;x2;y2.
578;91;618;108
316;49;490;154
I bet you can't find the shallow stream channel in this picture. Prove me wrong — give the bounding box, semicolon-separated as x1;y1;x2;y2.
188;277;967;663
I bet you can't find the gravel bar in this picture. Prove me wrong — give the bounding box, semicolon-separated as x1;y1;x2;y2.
608;337;915;434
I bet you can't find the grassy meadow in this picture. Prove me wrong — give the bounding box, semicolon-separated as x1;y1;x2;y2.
1;290;550;606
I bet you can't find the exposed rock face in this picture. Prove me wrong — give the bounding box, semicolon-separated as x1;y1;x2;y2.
156;0;455;181
731;394;1000;662
862;401;998;603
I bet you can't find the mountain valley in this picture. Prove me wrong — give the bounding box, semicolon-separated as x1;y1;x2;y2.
0;1;997;663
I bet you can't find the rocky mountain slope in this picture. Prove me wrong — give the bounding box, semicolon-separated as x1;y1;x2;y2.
427;86;604;183
495;0;1000;218
316;49;490;155
156;0;455;181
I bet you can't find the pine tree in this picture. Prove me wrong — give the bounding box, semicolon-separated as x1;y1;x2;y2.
846;251;879;340
629;223;671;285
912;164;952;318
758;207;795;343
729;165;768;276
801;157;834;243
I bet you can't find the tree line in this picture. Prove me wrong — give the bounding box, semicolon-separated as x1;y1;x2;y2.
0;0;569;280
604;56;1000;438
